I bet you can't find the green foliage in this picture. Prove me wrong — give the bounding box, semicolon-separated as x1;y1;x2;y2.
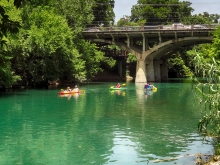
0;50;21;88
9;6;85;85
88;0;115;27
187;44;215;65
184;14;213;25
52;0;94;32
184;26;220;136
0;0;21;37
130;0;193;25
0;0;21;88
210;26;220;59
102;57;116;68
117;16;145;26
191;12;220;24
168;53;193;78
1;0;115;87
192;55;220;136
126;53;137;63
75;39;104;80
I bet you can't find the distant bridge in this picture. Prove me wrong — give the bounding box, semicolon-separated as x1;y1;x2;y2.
82;25;218;83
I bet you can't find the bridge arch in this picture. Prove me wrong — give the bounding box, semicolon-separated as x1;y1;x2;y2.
145;36;213;60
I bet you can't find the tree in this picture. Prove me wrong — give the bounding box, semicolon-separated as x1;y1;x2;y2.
9;6;85;86
190;26;220;137
89;0;115;27
209;27;220;59
0;0;21;88
185;14;211;25
5;0;111;86
130;0;193;25
192;55;220;136
52;0;94;32
75;40;105;80
168;53;192;78
116;16;145;27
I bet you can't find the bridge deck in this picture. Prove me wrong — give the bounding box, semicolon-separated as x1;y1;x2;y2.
83;29;213;41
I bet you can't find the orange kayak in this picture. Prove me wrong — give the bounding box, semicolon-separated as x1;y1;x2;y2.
58;90;84;95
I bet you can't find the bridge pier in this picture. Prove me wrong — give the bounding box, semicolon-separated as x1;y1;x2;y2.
146;59;155;82
154;60;161;81
117;60;123;77
161;60;168;81
146;59;168;82
135;59;147;83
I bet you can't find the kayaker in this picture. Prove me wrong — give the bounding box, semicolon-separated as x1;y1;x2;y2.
67;87;72;92
148;83;154;89
116;83;121;88
73;85;79;92
144;83;148;89
144;83;154;90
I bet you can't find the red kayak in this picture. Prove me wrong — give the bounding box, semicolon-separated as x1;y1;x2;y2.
58;90;84;95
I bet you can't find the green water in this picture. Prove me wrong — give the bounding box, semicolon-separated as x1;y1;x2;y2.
0;82;213;165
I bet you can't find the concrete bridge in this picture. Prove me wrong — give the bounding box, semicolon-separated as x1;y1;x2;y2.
82;25;217;83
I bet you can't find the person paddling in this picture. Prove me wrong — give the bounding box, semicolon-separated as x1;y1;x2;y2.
116;83;121;88
73;85;79;93
148;83;154;89
66;86;72;92
144;83;148;89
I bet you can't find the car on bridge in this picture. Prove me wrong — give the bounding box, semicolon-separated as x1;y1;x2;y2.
172;23;185;29
144;26;159;30
164;23;187;30
86;28;100;32
186;24;207;29
120;27;133;30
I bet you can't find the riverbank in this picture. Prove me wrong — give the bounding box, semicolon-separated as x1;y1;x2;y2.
204;155;220;165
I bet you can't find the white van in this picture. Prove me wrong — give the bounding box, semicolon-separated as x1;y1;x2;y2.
187;25;207;29
172;23;185;29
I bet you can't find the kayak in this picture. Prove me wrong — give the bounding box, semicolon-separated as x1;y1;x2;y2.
58;90;84;95
109;87;126;90
145;87;157;92
58;93;78;97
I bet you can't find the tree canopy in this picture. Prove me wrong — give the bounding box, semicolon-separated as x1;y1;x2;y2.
90;0;115;27
0;0;22;88
130;0;193;25
0;0;116;88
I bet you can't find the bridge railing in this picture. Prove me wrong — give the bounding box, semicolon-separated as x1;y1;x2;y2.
84;24;219;32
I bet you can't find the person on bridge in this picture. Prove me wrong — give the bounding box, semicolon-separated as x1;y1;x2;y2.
116;83;121;88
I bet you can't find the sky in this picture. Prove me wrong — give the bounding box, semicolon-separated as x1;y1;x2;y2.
114;0;220;22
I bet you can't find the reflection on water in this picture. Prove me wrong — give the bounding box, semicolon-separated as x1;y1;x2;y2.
109;90;126;96
144;89;156;96
58;93;81;100
0;82;214;165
